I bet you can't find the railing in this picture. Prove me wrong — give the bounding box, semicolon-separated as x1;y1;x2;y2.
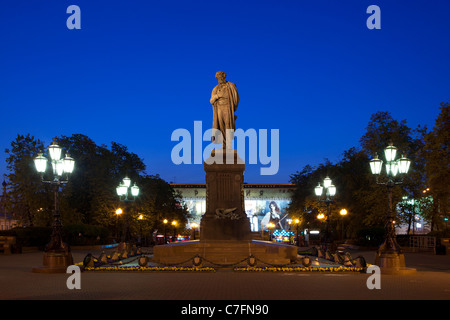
409;236;436;253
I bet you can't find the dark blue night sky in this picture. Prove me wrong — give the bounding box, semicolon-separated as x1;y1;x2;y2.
1;0;449;184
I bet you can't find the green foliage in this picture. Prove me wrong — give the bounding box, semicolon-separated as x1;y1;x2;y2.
63;224;110;245
288;106;447;240
0;224;111;247
0;226;52;247
4;133;189;242
4;134;50;226
355;227;385;247
422;102;449;231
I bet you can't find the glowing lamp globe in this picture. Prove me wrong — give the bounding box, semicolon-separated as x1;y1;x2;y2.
369;154;383;175
397;155;411;174
315;183;323;197
116;183;127;196
323;176;332;188
384;144;397;162
63;154;75;174
122;177;131;188
53;159;65;176
34;152;47;173
328;184;336;197
131;183;140;197
386;162;399;177
48;139;62;161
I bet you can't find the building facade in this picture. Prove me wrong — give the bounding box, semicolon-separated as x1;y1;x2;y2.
171;184;296;232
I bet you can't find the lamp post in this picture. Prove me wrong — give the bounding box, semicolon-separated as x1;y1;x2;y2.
115;208;123;239
339;209;347;240
116;176;139;244
163;219;168;244
172;220;177;242
191;222;198;240
32;138;75;273
294;218;300;246
267;222;275;241
369;141;414;273
138;214;144;246
314;176;336;251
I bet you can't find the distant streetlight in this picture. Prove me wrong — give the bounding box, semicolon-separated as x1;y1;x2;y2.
314;176;336;251
138;214;144;246
267;222;275;241
191;222;199;240
163;219;168;244
116;176;140;202
172;220;177;242
340;209;348;240
115;208;123;239
32;138;75;273
293;218;300;247
116;176;140;243
369;140;412;271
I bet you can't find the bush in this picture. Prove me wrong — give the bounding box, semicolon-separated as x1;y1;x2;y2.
0;227;52;248
0;224;111;247
63;224;110;245
355;227;385;247
427;230;450;238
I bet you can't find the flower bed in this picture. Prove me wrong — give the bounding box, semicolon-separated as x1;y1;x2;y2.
234;266;365;273
82;266;216;272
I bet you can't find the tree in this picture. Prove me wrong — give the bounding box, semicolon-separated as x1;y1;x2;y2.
4;133;188;243
359;111;428;231
422;102;449;232
288;110;431;243
56;134;147;226
4;134;50;226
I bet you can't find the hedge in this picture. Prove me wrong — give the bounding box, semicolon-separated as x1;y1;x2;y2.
0;224;111;247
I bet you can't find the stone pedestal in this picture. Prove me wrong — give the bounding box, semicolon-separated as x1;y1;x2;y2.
152;149;297;266
375;251;416;275
153;240;297;266
200;149;251;241
32;248;74;273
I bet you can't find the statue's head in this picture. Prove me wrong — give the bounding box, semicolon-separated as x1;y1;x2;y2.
215;71;227;83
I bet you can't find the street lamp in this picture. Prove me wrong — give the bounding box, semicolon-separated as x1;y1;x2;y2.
314;176;336;251
32;138;75;273
163;219;168;244
116;176;139;202
340;209;348;240
191;222;199;240
172;220;177;242
369;140;413;272
138;214;144;246
293;218;300;246
115;208;123;239
267;222;275;241
116;176;140;243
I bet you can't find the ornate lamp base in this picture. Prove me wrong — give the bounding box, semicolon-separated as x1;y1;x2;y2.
375;247;416;275
32;249;74;273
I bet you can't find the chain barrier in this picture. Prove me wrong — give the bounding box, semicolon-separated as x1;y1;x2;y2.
83;247;365;269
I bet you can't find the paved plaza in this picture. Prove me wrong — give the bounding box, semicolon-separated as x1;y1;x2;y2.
0;247;449;301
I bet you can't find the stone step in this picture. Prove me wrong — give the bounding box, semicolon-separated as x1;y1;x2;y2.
153;255;292;266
